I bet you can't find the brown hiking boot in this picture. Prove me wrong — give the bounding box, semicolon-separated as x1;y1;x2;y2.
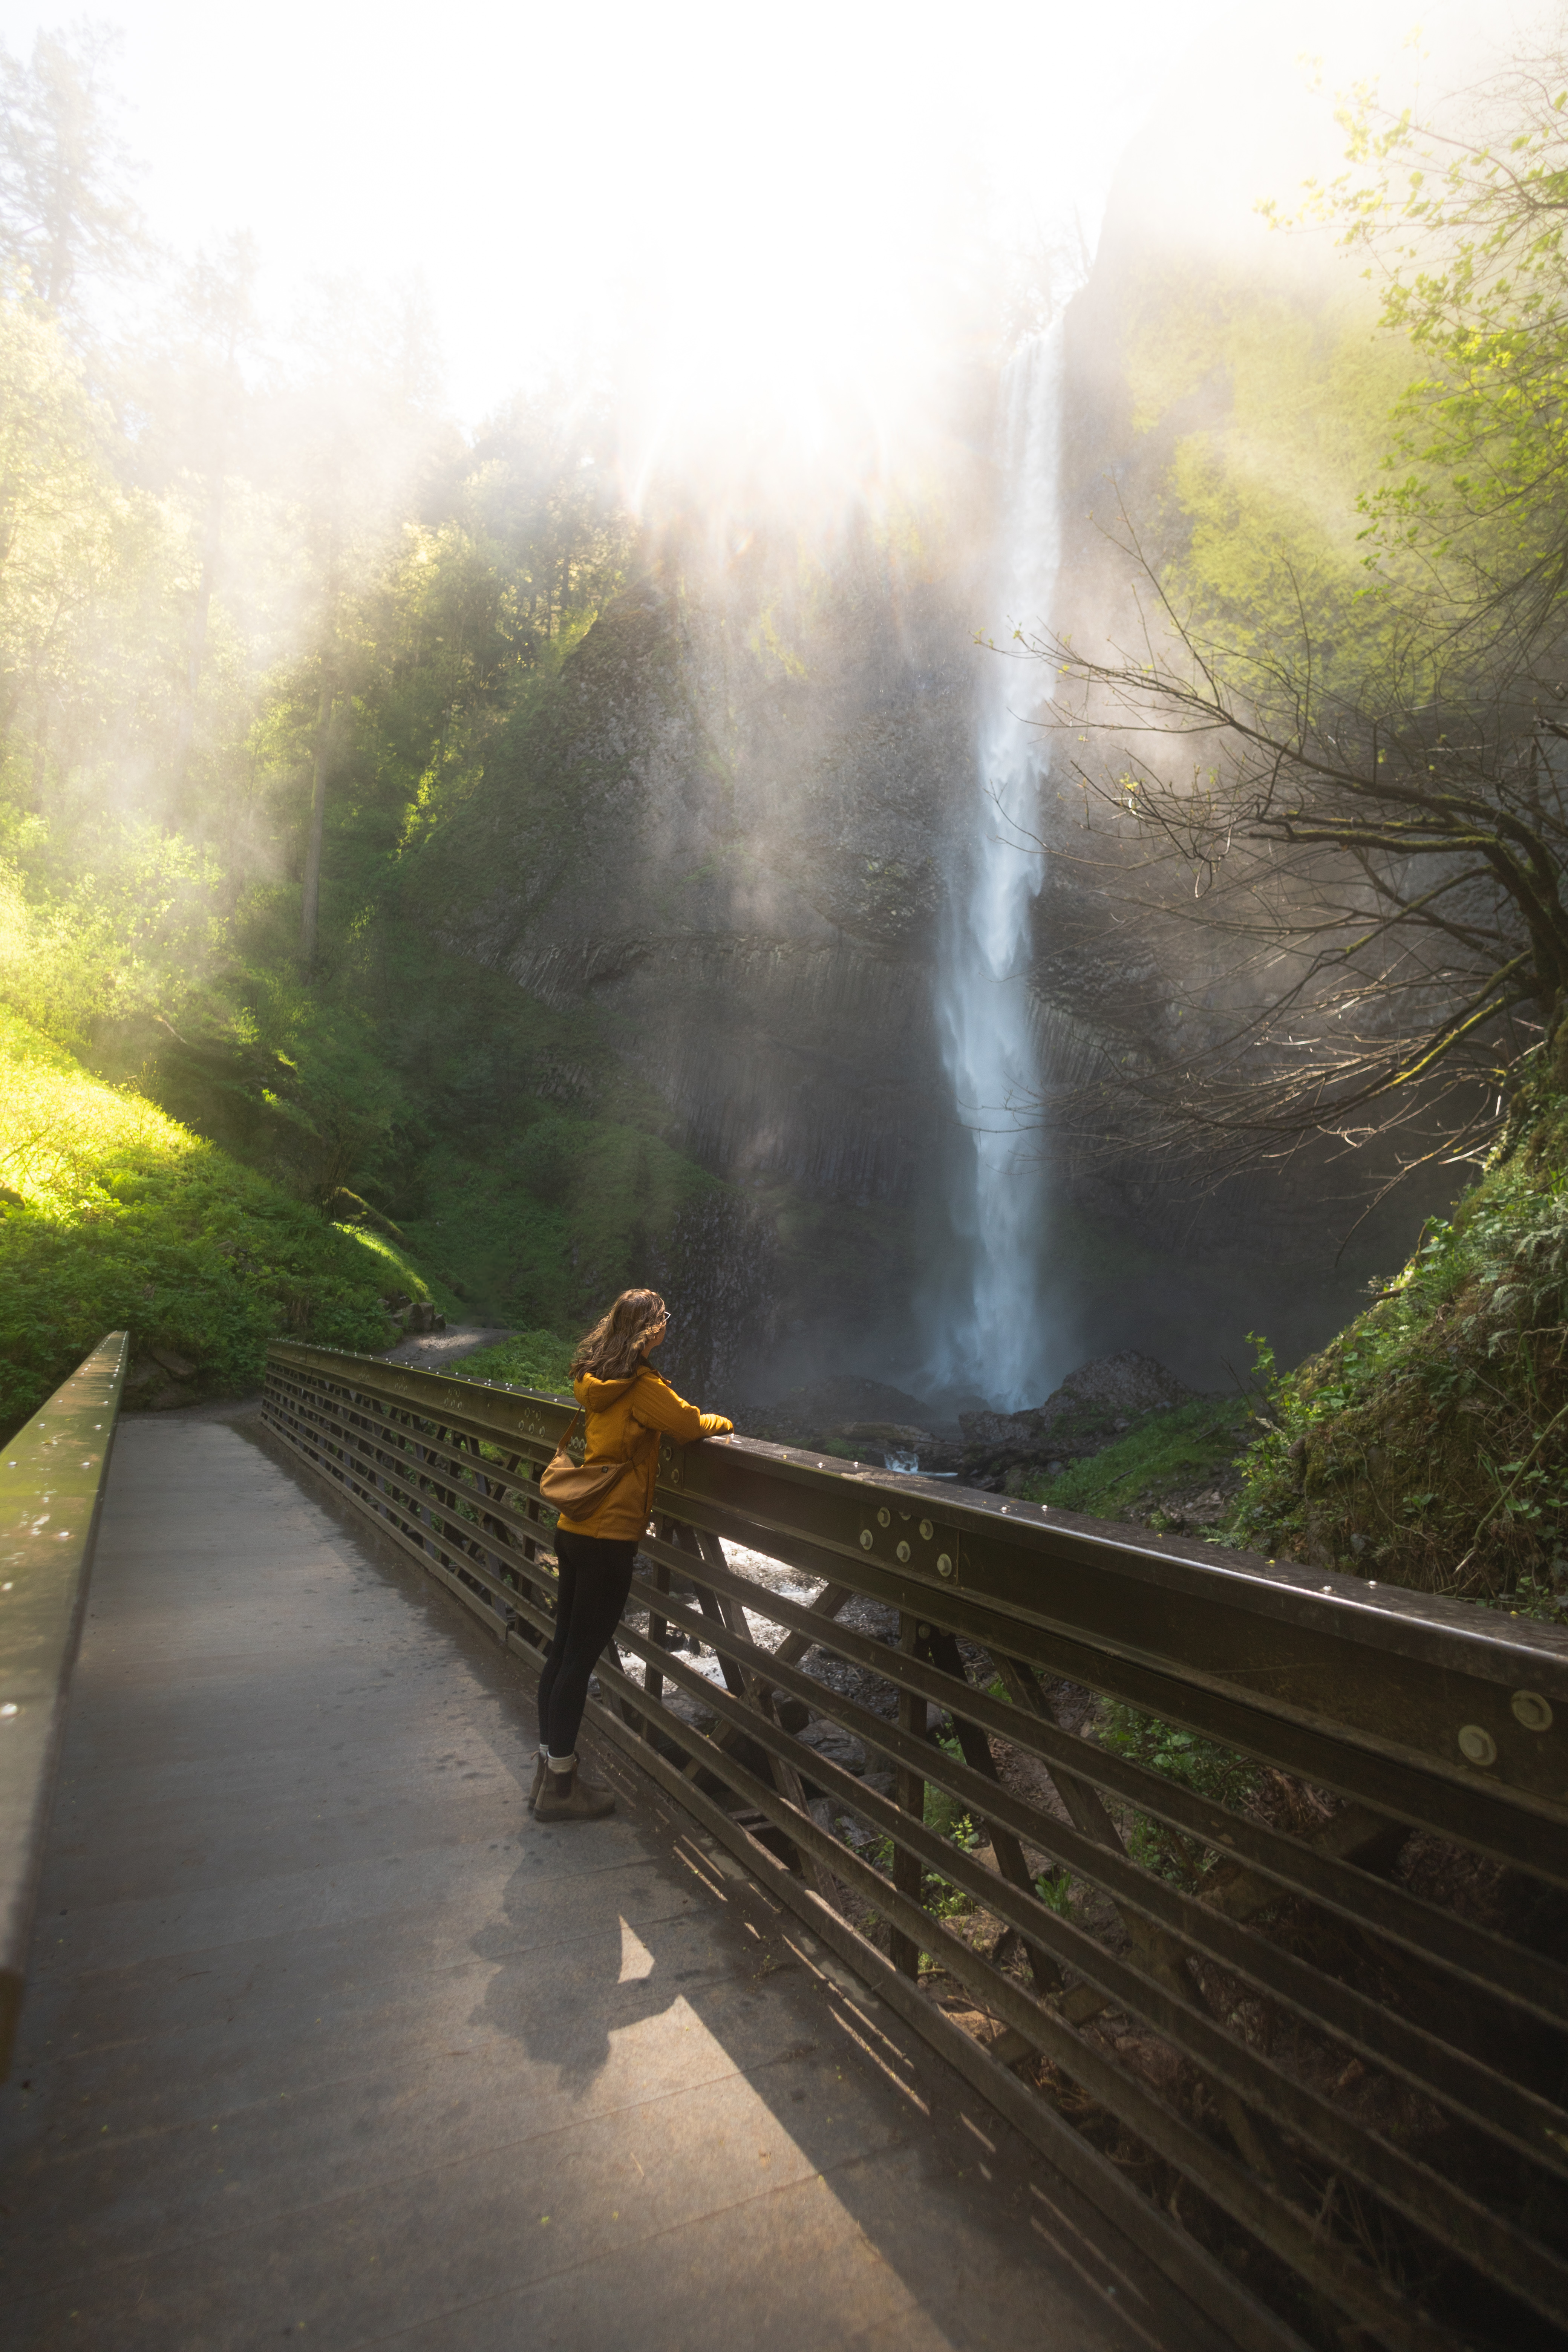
534;1760;616;1823
528;1752;547;1812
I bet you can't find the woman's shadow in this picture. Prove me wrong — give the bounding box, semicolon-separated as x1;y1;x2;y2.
465;1807;696;2095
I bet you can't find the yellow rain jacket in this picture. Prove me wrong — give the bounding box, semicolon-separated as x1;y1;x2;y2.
555;1367;732;1542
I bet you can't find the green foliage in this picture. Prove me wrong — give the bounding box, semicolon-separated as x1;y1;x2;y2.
1312;72;1568;598
1018;1396;1252;1519
1123;262;1424;688
396;1112;720;1338
1234;1065;1568;1607
455;1328;576;1396
917;1733;983;1917
0;1006;414;1440
512;1117;576;1206
0;817;227;1054
0;282;182;800
1098;1701;1260;1886
339;1225;437;1309
0;40;772;1436
1033;1867;1075;1917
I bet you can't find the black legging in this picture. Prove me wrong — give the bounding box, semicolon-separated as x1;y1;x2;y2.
536;1530;639;1756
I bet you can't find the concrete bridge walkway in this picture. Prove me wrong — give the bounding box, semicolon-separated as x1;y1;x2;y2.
0;1406;1205;2352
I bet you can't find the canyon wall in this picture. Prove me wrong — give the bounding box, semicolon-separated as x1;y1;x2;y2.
409;94;1458;1401
407;527;983;1391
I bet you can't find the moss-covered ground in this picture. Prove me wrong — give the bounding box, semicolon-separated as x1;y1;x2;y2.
1231;1066;1568;1618
1017;1396;1253;1525
0;1007;444;1439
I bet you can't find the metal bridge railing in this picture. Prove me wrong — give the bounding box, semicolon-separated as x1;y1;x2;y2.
1;1334;127;2076
263;1340;1568;2352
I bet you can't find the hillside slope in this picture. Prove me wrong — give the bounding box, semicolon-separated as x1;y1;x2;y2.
0;1008;435;1438
1234;1063;1568;1616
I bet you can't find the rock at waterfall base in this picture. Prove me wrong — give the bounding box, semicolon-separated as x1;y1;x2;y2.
957;1350;1193;1491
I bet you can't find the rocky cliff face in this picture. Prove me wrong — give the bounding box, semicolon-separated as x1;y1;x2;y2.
407;139;1458;1403
409;529;985;1385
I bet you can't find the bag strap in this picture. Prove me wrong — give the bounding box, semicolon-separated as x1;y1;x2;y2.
555;1405;586;1457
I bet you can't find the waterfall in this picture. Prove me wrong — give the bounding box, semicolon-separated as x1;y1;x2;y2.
927;323;1064;1410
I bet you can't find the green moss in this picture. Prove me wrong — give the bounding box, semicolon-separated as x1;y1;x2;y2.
1018;1396;1253;1519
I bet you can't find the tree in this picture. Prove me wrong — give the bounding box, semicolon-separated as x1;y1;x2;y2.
268;282;448;968
160;236;261;795
1316;51;1568;626
1034;48;1568;1185
1036;552;1563;1179
0;21;146;323
0;280;169;807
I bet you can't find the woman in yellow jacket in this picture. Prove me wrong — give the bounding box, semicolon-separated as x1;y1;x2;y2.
534;1287;732;1823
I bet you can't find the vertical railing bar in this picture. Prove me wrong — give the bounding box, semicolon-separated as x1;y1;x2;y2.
683;1522;843;1909
890;1612;927;1979
919;1625;1064;1998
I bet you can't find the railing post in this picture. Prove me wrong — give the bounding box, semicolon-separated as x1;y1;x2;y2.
642;1549;670;1732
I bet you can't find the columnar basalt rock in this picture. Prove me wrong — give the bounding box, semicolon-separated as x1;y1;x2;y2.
410;541;985;1373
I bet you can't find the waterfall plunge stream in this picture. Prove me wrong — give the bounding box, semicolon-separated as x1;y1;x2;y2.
928;325;1064;1410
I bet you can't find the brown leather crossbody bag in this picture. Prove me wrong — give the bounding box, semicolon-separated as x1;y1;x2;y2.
538;1408;634;1511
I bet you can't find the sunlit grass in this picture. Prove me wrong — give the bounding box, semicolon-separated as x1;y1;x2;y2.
1;1008;195;1208
0;1007;421;1439
337;1222;437;1308
456;1328;576;1395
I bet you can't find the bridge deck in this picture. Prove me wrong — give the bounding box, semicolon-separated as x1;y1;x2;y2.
0;1405;1193;2352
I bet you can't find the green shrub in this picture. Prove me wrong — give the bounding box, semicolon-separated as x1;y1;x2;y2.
511;1117;576;1205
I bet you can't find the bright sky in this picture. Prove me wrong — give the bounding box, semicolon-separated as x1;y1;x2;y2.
0;0;1528;521
0;0;1231;434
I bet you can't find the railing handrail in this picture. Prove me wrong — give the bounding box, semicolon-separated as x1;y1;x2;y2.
0;1333;127;2076
270;1340;1568;1864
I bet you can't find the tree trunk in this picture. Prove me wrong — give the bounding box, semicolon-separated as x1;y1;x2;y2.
174;475;224;797
299;675;334;967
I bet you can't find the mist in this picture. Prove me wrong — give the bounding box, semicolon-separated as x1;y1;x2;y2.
3;0;1566;1450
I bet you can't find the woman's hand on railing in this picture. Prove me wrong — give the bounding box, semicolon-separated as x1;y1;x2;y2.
698;1413;733;1440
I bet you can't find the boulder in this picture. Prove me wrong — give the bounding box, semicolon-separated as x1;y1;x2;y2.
830;1420;963;1473
958;1351;1192;1490
738;1374;953;1453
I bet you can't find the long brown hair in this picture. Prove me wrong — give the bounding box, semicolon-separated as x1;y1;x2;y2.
571;1288;667;1382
